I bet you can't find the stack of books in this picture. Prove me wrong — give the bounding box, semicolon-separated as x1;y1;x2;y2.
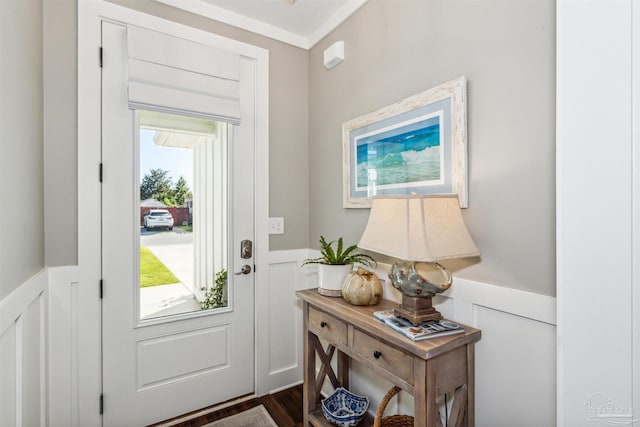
373;309;465;341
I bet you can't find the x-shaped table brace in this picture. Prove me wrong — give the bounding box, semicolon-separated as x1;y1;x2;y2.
309;333;348;399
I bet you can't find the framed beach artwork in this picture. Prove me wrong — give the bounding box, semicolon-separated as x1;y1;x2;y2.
342;76;468;208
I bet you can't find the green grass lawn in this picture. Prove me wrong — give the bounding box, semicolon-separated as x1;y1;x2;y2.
176;224;192;232
140;246;180;287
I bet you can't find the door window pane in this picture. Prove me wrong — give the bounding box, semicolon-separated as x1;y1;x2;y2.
137;111;228;320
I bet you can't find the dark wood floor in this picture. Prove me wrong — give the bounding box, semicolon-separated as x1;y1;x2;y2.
150;384;304;427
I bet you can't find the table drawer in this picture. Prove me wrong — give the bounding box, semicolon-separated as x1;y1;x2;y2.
352;328;414;384
308;306;347;346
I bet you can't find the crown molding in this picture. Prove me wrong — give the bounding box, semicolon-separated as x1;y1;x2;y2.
154;0;368;50
307;0;367;48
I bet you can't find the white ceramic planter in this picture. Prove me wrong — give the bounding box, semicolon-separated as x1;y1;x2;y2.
317;264;353;297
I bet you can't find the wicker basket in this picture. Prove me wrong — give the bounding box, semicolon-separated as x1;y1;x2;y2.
373;386;414;427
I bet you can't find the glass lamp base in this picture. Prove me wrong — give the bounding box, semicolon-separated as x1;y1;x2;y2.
388;261;452;325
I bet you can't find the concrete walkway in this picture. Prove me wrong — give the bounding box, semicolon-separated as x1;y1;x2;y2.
140;229;200;319
140;283;201;319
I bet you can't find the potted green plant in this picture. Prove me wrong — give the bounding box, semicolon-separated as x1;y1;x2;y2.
302;236;376;297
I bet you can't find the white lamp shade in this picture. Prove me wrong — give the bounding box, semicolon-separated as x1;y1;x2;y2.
358;195;480;261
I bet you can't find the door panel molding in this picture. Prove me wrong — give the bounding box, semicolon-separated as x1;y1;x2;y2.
137;325;231;390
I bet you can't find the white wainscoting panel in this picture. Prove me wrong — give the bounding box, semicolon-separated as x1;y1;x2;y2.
0;313;18;427
472;304;556;426
437;278;556;427
351;265;557;427
258;249;315;394
267;253;556;425
0;269;47;427
47;266;80;427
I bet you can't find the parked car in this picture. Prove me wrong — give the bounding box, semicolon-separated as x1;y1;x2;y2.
143;209;174;231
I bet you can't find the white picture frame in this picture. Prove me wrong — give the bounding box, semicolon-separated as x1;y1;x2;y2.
342;76;468;208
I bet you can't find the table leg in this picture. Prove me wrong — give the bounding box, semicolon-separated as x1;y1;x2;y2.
414;358;428;426
302;304;314;426
466;344;475;426
337;350;349;390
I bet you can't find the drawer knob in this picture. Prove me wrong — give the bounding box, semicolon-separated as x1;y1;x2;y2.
373;351;382;359
320;321;327;328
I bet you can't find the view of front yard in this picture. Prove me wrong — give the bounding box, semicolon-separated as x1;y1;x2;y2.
140;246;179;287
138;123;229;317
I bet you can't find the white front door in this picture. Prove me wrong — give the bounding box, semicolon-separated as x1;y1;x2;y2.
100;21;256;426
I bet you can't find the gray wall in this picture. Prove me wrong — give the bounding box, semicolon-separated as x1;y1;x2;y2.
42;0;556;296
309;0;556;296
0;0;45;299
44;0;77;266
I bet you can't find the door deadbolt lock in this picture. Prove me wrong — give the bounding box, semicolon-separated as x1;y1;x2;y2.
240;239;252;259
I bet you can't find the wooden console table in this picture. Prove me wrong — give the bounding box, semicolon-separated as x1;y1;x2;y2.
297;289;481;427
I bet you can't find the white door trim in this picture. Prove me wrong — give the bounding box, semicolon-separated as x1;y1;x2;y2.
78;1;269;424
632;0;640;419
556;0;636;425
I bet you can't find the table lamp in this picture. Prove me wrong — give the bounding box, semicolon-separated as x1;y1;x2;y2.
358;195;480;325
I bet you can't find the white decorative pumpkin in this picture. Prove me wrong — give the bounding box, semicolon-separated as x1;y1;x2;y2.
341;267;383;306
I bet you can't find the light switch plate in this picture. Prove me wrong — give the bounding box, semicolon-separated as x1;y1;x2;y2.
269;217;285;235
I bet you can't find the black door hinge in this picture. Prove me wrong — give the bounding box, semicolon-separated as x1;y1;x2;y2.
100;394;104;414
100;279;103;299
99;163;103;182
99;47;103;68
